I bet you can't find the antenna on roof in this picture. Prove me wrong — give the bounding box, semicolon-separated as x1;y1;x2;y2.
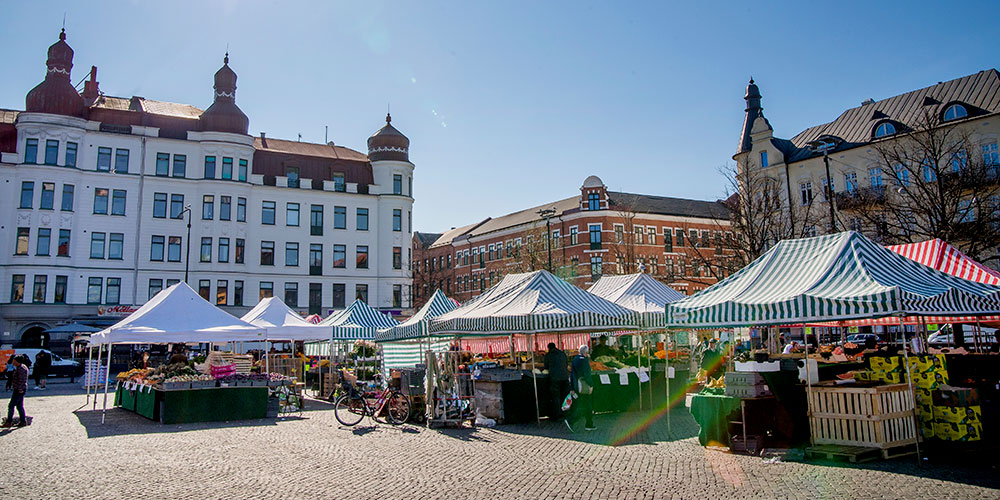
297;133;302;142
62;13;66;31
325;125;328;144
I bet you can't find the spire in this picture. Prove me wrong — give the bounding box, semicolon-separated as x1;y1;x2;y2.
368;113;410;162
25;28;84;117
737;77;768;154
198;52;249;134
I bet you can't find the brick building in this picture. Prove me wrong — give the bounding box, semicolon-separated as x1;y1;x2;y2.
412;175;733;308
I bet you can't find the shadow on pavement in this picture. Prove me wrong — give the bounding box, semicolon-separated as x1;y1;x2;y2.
797;453;1000;491
489;407;699;446
73;408;284;438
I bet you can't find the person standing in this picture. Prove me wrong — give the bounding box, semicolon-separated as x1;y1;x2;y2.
34;350;51;390
591;335;613;359
544;343;569;421
566;345;595;432
4;355;29;427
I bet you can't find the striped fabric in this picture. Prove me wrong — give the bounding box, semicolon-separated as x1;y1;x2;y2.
588;273;685;328
375;289;458;342
323;300;399;340
383;339;451;369
430;270;642;336
665;231;1000;328
459;332;591;354
889;239;1000;285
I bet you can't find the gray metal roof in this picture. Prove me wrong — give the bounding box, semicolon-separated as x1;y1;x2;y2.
414;232;443;250
607;191;729;220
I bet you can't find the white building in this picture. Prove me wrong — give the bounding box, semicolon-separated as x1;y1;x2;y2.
0;30;414;350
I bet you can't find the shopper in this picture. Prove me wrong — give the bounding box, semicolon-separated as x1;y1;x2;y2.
168;347;188;365
566;345;595;432
33;350;51;390
4;355;29;427
544;343;569;421
591;335;612;359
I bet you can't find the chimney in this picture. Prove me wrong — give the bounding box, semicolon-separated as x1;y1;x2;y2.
259;131;267;148
861;98;875;106
82;66;100;101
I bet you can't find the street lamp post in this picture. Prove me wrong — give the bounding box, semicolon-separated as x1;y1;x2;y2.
179;205;193;284
808;137;841;233
537;208;557;272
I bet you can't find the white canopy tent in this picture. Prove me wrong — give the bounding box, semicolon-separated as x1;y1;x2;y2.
241;297;329;341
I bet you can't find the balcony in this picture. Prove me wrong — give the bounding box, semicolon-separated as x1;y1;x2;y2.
835;186;886;210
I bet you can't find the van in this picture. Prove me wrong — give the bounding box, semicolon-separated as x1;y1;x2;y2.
2;348;84;381
927;327;998;347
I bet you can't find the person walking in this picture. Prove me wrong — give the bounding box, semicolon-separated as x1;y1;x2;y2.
544;343;569;421
4;355;29;427
566;345;595;432
33;350;51;390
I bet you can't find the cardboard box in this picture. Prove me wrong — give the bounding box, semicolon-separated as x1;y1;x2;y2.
933;405;982;424
916;402;934;420
911;371;948;390
933;386;980;407
914;388;933;404
853;370;878;382
920;420;935;439
933;421;982;442
867;356;903;372
877;371;905;384
906;354;947;373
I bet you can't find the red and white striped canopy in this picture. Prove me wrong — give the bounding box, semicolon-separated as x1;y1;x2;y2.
888;239;1000;286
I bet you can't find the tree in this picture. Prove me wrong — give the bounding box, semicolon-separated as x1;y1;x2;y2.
412;250;452;309
843;109;1000;264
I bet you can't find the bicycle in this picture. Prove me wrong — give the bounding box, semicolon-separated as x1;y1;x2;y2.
333;370;410;426
271;384;303;418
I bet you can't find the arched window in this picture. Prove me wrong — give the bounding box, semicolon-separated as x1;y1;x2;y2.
874;122;896;138
943;103;968;121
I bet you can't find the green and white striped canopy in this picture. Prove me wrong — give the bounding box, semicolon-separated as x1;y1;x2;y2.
588;273;685;328
430;270;641;336
383;339;452;369
324;300;399;340
665;231;1000;328
375;289;458;343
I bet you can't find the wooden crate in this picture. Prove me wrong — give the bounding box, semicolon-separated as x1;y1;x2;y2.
807;383;917;450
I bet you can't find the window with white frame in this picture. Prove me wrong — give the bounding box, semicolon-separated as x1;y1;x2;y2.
800;182;813;205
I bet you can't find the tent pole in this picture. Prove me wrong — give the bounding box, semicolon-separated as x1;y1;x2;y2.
85;344;94;405
802;324;814;448
646;335;652;414
101;343;112;424
899;315;922;463
637;333;642;412
529;332;541;426
92;344;101;411
974;318;983;354
665;329;671;437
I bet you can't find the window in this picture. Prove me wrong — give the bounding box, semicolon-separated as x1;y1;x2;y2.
894;164;910;187
218;238;230;263
87;277;102;304
11;275;25;302
19;181;33;209
114;149;129;174
408;176;412;196
111;189;126;215
663;228;673;252
800;182;813;205
943;104;968;121
220;196;231;220
90;232;106;259
333;206;346;229
333;244;346;268
849;217;863;232
97;147;112;171
590;256;603;281
61;184;74;211
648;227;656;246
393;247;403;269
202;195;214;220
408;211;412;233
167;236;182;262
309;244;323;275
355;284;368;303
217;280;228;305
393;174;402;194
200;237;212;262
869;168;883;188
261;241;275;266
690;229;698;247
170;194;184;219
57;229;70;256
234;281;244;306
286;202;299;226
150;235;165;261
106;278;121;304
221;157;233;180
54;275;67;303
199;280;211;301
589;224;602;249
235;238;245;264
983;142;999;168
587;192;600;211
30;275;46;303
356;246;369;269
36;228;50;256
393;209;402;231
614;224;624;243
259;282;274;300
310;205;323;236
286;167;299;188
333;172;346;192
156;153;169;176
356;208;369;230
635;226;644;244
393;284;402;308
237;197;246;222
874;122;896;138
262;201;276;225
285;242;299;266
172;154;186;178
238;159;248;181
569;226;578;245
951;150;968;172
149;279;164;300
332;284;346;309
65;142;77;167
844;172;857;193
958;199;975;223
760;150;769;168
24;138;38;163
676;228;685;247
108;233;124;260
45;140;59;165
167;279;180;288
281;282;298;308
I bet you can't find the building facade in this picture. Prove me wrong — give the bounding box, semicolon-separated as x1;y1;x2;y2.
733;70;1000;266
411;175;733;309
0;31;414;350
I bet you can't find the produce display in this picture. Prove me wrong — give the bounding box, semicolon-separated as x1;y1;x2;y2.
115;358;293;389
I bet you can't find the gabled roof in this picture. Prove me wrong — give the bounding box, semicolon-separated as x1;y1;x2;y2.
888;239;1000;286
90;95;204;119
375;289;458;342
587;273;685;314
322;300;398;340
608;192;729;220
414;231;443;250
429;221;486;248
459;196;580;239
240;296;328;340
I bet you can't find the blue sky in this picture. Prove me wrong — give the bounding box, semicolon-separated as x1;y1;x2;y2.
2;1;996;233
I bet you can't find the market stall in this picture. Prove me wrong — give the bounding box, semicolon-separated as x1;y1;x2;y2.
241;297;330;394
666;231;1000;458
88;282;270;424
309;300;399;393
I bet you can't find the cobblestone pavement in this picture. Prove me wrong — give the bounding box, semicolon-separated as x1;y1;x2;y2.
1;381;998;499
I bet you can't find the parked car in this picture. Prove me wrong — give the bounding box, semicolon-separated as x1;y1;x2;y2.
843;333;879;349
927;327;998;347
3;348;84;380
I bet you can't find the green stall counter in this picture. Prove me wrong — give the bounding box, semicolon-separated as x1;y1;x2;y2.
114;385;269;424
689;391;742;447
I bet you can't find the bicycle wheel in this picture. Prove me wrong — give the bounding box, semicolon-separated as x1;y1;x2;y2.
385;391;411;425
334;394;366;426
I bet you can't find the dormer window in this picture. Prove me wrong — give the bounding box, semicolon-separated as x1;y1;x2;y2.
943;103;968;122
587;192;600;211
874;121;896;138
